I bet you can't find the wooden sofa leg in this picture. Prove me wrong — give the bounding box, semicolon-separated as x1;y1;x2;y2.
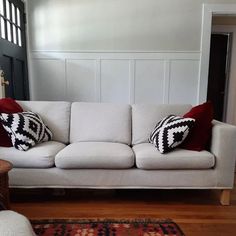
220;189;231;205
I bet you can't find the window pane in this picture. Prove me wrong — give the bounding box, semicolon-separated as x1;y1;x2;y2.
7;21;11;41
11;3;15;23
0;17;5;38
0;0;3;16
17;27;21;46
16;7;20;26
13;25;16;44
6;0;10;19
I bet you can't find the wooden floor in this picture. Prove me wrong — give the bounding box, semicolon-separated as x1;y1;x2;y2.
10;180;236;236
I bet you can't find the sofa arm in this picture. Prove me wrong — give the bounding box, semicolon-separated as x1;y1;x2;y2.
210;120;236;188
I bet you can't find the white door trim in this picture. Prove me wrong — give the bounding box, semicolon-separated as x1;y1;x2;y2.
199;3;236;103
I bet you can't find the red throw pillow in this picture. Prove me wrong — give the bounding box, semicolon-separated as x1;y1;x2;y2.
0;98;23;147
181;101;214;151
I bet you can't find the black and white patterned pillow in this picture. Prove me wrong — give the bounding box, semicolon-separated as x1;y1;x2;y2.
0;111;52;151
149;115;195;154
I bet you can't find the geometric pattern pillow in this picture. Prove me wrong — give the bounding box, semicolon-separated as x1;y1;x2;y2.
149;115;195;154
0;111;52;151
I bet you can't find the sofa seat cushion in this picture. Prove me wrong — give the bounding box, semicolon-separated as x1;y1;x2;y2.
0;141;66;168
133;143;215;170
55;142;134;169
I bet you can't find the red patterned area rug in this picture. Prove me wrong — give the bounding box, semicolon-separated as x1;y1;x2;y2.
31;219;185;236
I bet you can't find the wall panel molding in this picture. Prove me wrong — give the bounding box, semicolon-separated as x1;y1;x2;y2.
31;51;200;60
29;51;200;104
163;60;171;104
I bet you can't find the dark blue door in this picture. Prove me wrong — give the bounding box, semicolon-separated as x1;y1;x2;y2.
0;0;29;100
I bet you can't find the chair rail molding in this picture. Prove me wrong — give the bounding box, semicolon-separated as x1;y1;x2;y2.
199;3;236;103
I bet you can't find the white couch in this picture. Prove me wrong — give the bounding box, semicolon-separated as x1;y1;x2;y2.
1;101;236;205
0;211;35;236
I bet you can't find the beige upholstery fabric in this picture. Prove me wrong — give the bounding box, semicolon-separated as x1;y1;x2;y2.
132;104;192;145
0;211;35;236
9;167;217;188
70;102;132;144
4;104;236;190
17;101;71;143
0;141;66;168
133;143;215;170
55;142;134;169
211;120;236;187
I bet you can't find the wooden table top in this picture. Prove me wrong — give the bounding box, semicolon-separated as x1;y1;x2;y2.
0;160;13;174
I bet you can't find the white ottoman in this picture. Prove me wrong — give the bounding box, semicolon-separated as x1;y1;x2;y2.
0;211;35;236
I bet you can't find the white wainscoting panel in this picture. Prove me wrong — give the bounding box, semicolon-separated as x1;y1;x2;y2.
100;60;130;103
29;51;201;105
30;59;66;101
66;59;96;102
169;60;199;104
135;60;165;104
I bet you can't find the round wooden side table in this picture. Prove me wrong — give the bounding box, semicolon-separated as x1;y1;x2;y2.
0;160;12;210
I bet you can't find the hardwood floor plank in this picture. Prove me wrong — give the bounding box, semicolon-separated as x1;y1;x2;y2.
9;178;236;236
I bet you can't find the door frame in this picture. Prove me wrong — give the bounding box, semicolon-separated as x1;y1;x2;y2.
199;4;236;103
208;32;232;122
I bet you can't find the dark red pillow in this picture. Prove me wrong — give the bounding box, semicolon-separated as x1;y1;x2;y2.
181;101;214;151
0;98;23;147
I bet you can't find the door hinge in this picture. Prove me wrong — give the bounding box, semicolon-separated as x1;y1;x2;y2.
23;13;27;24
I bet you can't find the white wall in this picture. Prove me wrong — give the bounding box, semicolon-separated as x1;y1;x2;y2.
26;0;236;105
27;0;236;51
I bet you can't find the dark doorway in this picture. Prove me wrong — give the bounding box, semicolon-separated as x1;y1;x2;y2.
207;33;231;121
0;0;29;100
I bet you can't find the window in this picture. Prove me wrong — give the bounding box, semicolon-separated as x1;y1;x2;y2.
0;0;22;46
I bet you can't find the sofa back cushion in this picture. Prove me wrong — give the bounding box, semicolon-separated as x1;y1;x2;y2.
70;102;131;145
17;101;71;144
132;104;192;145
